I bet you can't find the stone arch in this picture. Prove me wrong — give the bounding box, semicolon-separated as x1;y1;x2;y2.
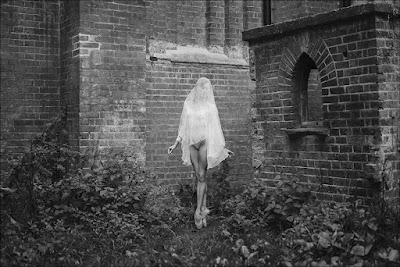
277;32;338;126
279;32;337;86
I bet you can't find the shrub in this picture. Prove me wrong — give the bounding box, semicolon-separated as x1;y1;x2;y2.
1;153;185;266
281;201;400;266
2;112;84;223
0;112;185;266
221;175;314;233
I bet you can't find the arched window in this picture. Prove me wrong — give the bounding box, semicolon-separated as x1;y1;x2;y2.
292;53;323;127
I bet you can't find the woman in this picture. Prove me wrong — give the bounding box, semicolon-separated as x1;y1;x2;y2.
168;77;233;229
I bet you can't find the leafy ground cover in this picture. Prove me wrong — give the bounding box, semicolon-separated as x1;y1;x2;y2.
1;114;399;267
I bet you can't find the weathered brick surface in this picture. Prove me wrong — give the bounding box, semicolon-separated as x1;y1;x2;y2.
4;0;396;205
206;0;225;47
77;0;147;164
243;0;263;31
146;0;207;47
244;3;399;205
272;0;340;24
374;13;400;209
225;0;243;48
60;0;80;149
144;0;257;187
146;62;253;188
1;0;61;174
1;0;260;186
353;0;399;5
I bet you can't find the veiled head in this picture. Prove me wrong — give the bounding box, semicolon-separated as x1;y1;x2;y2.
193;77;213;103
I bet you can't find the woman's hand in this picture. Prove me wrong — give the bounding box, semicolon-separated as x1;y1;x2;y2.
168;143;177;154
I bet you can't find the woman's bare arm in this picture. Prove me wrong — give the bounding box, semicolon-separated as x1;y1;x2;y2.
168;137;181;154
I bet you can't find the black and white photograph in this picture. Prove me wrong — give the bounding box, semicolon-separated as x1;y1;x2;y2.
1;0;399;266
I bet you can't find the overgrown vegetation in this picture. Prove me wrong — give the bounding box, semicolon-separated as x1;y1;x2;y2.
1;114;399;267
219;178;400;266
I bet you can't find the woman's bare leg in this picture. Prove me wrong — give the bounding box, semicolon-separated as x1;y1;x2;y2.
189;141;207;219
202;183;207;212
189;145;202;216
198;143;208;214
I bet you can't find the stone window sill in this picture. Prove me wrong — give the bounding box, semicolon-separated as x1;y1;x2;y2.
282;122;328;138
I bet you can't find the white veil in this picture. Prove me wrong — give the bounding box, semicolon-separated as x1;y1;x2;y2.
177;77;229;169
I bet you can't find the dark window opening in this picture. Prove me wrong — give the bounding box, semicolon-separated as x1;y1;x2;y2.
340;0;352;8
263;0;272;25
292;53;323;127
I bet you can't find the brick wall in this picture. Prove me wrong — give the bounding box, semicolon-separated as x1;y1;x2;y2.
77;0;147;164
144;0;260;187
243;0;263;31
145;0;261;57
60;0;80;149
146;0;207;47
225;0;244;51
374;12;400;209
244;3;399;204
1;0;397;204
146;62;253;188
272;0;340;24
0;0;61;175
1;0;260;186
268;0;397;25
353;0;399;5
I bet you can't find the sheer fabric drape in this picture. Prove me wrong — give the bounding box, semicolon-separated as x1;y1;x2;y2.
177;77;229;169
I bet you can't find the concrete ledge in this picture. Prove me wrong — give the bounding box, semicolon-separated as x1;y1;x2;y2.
243;3;399;43
151;46;248;66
